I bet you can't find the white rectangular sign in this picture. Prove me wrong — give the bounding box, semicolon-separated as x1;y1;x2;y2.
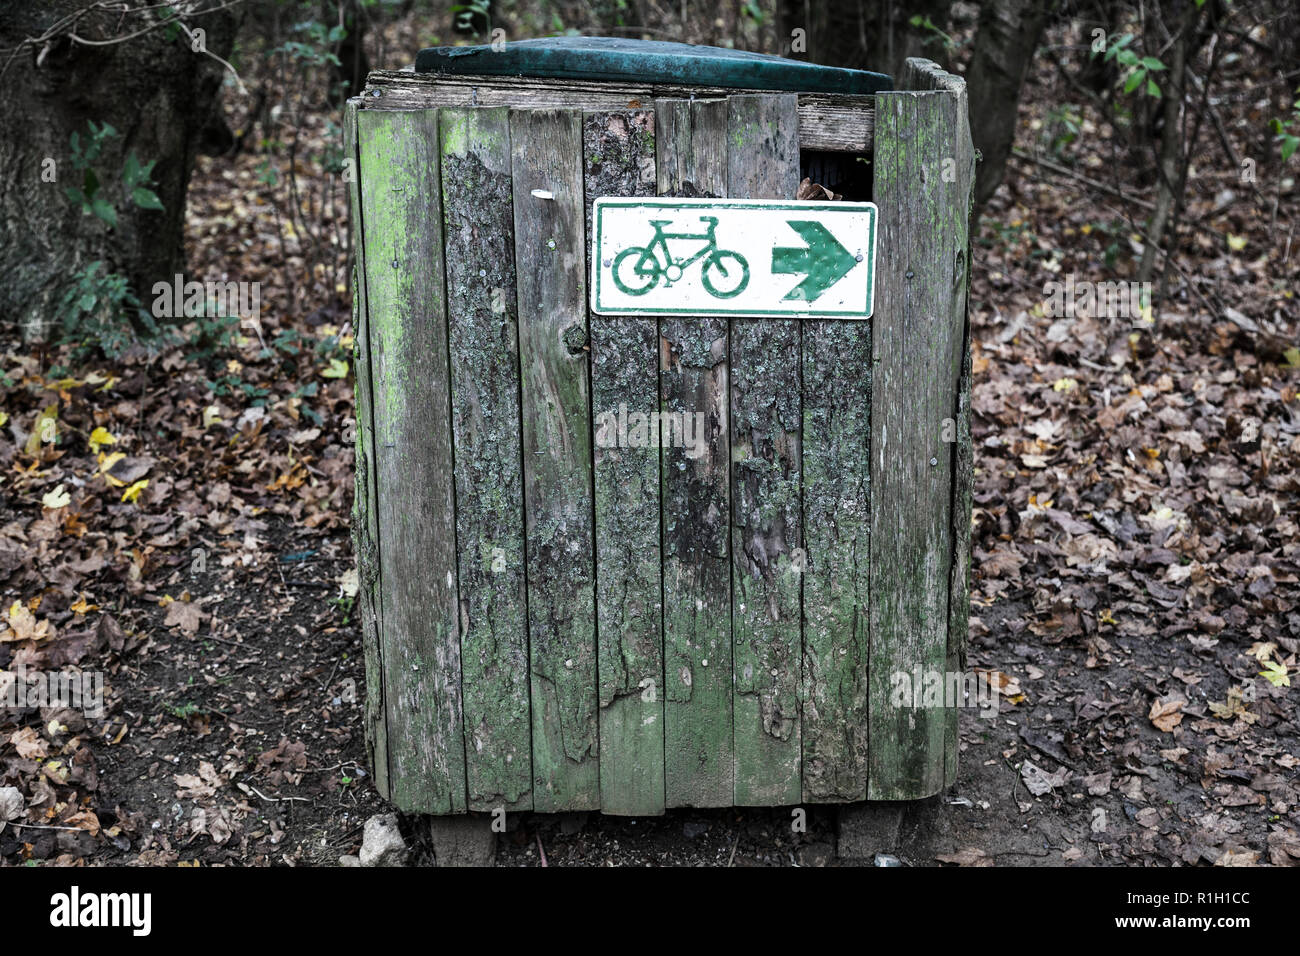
590;197;877;319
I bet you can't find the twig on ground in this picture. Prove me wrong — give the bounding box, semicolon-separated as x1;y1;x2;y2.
1012;148;1154;211
238;782;309;803
8;822;87;832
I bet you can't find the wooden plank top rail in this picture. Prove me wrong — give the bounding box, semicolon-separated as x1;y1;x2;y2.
360;70;876;154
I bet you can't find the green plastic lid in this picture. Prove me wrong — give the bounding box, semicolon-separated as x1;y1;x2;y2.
414;37;892;96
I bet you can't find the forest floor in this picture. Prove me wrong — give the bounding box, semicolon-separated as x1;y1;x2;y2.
1;17;1298;866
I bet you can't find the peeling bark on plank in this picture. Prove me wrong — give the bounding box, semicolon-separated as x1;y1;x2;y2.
592;316;664;815
801;321;872;803
357;108;466;814
659;315;732;808
510;108;599;812
726;93;803;807
731;319;802;806
344;100;388;801
585;109;666;816
867;74;969;800
440;108;532;811
655;98;733;808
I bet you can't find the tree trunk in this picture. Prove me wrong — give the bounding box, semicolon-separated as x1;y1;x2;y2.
0;1;240;340
777;0;953;81
327;0;371;104
965;0;1055;209
1138;0;1200;284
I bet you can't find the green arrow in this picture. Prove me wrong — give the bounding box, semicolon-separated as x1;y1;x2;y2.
771;220;857;302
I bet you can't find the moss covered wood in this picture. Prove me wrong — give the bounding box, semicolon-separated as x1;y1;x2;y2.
585;109;665;816
351;61;973;814
901;59;976;785
726;94;804;807
343;101;388;801
356;108;465;814
654;98;734;808
509;109;600;812
440;108;533;811
800;321;873;802
866;63;973;799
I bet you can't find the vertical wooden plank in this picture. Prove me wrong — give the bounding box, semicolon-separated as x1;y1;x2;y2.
440;108;532;812
730;320;802;805
655;98;733;808
585;110;665;816
344;99;388;800
945;334;974;786
801;321;871;803
510;108;600;812
357;108;466;814
868;77;968;800
726;94;803;807
655;98;729;199
659;315;731;808
725;94;801;201
901;59;977;787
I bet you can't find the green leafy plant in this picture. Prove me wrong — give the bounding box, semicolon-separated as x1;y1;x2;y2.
275;18;345;67
188;313;272;403
333;593;356;626
451;0;492;37
741;1;767;26
64;121;118;226
63;121;163;228
56;121;166;357
1098;33;1166;99
255;157;279;187
1270;86;1300;162
122;151;164;211
56;262;161;359
1044;104;1084;157
908;14;958;53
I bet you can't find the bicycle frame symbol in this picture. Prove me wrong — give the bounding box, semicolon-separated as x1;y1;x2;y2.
611;216;750;298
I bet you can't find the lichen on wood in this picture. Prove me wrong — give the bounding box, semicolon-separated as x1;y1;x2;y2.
586;110;666;816
440;107;532;811
510;108;599;812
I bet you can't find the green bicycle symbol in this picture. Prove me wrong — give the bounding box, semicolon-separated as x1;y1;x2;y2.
611;216;750;298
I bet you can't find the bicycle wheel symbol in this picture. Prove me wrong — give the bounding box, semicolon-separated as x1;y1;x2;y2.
701;250;749;298
612;246;660;296
609;217;751;300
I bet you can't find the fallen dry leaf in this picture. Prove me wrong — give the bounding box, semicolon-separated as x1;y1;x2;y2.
1021;760;1070;796
10;727;48;759
163;599;204;635
1148;695;1186;733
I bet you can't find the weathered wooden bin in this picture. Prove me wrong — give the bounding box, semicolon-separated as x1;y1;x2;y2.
345;38;974;816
